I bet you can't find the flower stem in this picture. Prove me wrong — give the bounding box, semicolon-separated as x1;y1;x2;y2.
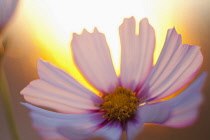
0;58;20;140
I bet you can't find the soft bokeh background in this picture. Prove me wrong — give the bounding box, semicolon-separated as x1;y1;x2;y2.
0;0;210;139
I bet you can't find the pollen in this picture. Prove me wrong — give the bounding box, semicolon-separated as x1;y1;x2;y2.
98;87;140;122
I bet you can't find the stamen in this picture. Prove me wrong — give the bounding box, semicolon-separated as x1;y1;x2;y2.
97;87;140;122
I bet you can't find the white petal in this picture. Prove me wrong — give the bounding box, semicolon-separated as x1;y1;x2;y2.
71;28;118;94
22;103;106;140
119;17;155;91
138;28;203;101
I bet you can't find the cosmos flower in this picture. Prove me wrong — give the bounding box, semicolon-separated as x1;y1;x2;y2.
21;17;206;140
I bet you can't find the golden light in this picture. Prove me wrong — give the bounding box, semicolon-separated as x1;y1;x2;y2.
17;0;200;92
3;0;210;139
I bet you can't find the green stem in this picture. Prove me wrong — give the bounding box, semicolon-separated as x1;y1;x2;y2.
0;58;20;140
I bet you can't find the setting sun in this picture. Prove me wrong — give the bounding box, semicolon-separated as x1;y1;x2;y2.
17;0;195;92
1;0;209;140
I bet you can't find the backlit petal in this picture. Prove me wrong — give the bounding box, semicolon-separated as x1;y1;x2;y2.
21;60;103;113
21;80;101;114
58;120;123;140
139;73;206;127
22;103;106;140
119;17;155;91
126;111;144;140
71;28;118;94
37;59;102;104
138;103;171;124
138;28;203;101
161;72;206;127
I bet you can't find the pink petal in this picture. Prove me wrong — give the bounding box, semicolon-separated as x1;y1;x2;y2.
71;28;118;94
161;72;206;127
58;120;123;140
138;103;171;124
21;60;103;113
92;121;123;140
126;111;144;140
37;59;102;104
119;17;155;91
22;103;106;140
138;72;206;127
138;28;203;101
21;79;101;114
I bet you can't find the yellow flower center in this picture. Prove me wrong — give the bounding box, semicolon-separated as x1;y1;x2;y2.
98;87;140;122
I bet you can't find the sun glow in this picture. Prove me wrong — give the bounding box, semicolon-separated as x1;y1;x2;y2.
19;0;177;92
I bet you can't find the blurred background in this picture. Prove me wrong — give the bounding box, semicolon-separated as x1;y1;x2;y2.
0;0;210;139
